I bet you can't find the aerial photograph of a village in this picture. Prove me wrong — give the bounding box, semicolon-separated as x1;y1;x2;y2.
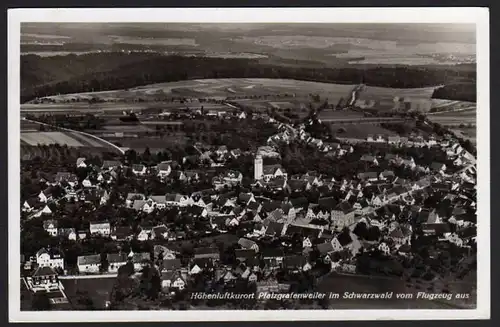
17;20;478;313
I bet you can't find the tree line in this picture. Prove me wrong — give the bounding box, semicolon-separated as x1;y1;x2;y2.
22;53;476;103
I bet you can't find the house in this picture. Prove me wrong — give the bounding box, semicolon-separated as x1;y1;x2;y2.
235;249;256;262
193;247;220;260
256;280;279;292
77;230;88;240
230;148;243;158
58;228;77;241
265;221;285;237
161;271;186;291
189;258;215;275
222;170;243;185
262;248;284;269
379;170;395;180
156;162;172;178
357;172;378;182
331;202;356;229
283;255;311;272
101;160;122;171
55;172;79;187
76;157;87;168
286;179;310;194
77;254;101;274
152;225;169;240
165;193;189;207
430;162;447;173
28;266;60;292
378;242;391;255
360;155;379;165
107;253;128;273
129;252;151;272
238;193;255;206
89;222;111;236
262;164;288;181
161;258;182;272
238;238;259;252
132;199;155;213
387;136;401;144
38;188;53;203
216;145;228;157
22;198;40;212
43;220;58;236
126;193;146;207
131;164;147;176
36;248;64;270
110;226;133;241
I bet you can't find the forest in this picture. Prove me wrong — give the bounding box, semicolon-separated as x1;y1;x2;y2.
21;53;476;103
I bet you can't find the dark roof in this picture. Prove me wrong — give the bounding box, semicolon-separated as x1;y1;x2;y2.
157;162;171;171
247;201;261;211
194;247;220;257
77;254;101;266
32;266;57;277
191;257;215;269
132;164;145;171
290;197;309;209
107;253;128;263
102;160;121;169
262;201;283;213
265;221;284;236
358;172;378;180
238;238;256;249
235;249;256;259
317;242;335;254
334;201;353;214
161;259;182;271
287;179;308;191
261;248;284;258
263;164;284;175
318;197;337;211
430;162;446;171
337;232;353;247
112;226;133;238
130;252;151;264
283;255;307;269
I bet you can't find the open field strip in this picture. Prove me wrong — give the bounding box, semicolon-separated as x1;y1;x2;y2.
21;132;84;147
22;118;125;154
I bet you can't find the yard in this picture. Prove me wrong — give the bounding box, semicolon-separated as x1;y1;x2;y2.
61;277;116;310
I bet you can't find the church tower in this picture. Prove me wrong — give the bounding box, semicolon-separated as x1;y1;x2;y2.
254;154;263;180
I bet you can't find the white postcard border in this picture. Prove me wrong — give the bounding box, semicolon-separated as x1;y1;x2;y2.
8;7;490;322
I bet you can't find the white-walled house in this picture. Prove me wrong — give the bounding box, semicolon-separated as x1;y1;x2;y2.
77;254;101;274
43;220;58;237
36;248;64;270
89;222;111;236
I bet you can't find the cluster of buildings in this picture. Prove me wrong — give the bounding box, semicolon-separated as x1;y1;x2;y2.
20;110;477;302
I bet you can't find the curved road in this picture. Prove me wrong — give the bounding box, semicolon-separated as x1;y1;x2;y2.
22;118;125;155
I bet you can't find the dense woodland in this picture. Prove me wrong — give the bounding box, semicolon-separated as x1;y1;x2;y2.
21;53;476;103
431;83;477;102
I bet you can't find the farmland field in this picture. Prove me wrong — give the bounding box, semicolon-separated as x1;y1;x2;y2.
331;123;397;138
318;110;365;120
25;78;357;105
427;108;476;126
105;137;188;153
20;131;115;149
